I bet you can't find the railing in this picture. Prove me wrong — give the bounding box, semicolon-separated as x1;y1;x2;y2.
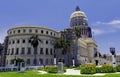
0;65;44;72
0;66;18;72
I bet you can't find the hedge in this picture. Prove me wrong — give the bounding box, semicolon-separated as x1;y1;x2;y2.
96;64;116;73
80;64;96;74
116;64;120;72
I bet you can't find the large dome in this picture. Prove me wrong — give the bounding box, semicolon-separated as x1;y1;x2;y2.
70;6;88;27
70;6;87;18
70;11;87;19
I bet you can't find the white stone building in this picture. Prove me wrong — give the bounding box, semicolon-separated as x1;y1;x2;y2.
6;26;60;66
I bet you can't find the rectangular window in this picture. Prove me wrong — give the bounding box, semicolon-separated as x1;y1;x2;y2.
27;59;30;65
34;48;37;54
46;48;48;55
27;47;31;54
11;48;14;55
50;48;52;55
35;29;38;33
15;48;19;55
22;39;25;43
21;47;25;54
40;48;43;54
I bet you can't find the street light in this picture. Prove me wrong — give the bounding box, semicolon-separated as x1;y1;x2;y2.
14;56;16;66
54;54;56;66
72;57;75;67
110;47;116;67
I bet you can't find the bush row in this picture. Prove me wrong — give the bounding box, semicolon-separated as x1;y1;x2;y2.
38;66;58;73
80;64;120;74
38;66;66;73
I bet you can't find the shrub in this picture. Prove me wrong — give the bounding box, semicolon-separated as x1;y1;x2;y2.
96;67;102;73
45;66;58;73
96;64;116;73
80;64;96;74
116;64;120;72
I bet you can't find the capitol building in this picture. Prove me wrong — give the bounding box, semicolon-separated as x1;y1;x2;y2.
3;6;107;66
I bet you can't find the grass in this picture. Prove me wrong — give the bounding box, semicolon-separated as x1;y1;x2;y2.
0;70;119;77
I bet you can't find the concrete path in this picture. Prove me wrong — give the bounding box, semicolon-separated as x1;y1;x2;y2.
38;69;120;76
38;70;47;74
64;69;81;75
64;69;105;76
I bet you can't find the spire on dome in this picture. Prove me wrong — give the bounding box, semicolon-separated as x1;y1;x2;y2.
75;6;80;11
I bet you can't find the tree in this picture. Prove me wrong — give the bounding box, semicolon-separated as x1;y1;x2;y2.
11;58;24;65
74;27;81;38
73;27;81;66
54;30;71;66
30;35;41;66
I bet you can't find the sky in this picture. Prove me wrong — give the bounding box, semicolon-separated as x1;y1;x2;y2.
0;0;120;54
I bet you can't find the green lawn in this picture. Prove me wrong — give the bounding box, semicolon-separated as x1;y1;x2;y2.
0;71;119;77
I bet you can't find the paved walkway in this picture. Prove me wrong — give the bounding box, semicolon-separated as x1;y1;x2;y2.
64;69;81;75
63;69;105;76
38;70;47;74
38;69;120;76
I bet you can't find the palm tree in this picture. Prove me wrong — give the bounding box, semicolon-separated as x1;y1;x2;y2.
73;27;81;66
11;58;24;65
30;35;41;66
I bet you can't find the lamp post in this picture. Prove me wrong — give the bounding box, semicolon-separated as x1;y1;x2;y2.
72;57;75;67
54;54;56;66
14;56;16;66
110;47;116;67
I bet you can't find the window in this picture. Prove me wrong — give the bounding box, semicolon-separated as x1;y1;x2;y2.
46;40;48;44
33;58;37;65
13;30;15;34
23;29;26;33
22;39;25;43
15;48;19;55
29;29;32;33
12;40;15;44
11;48;14;55
41;30;43;34
27;47;31;54
35;29;38;33
50;48;52;55
17;39;20;44
40;48;43;54
46;48;48;55
18;30;20;33
34;49;37;54
39;59;43;65
45;59;48;65
50;32;52;35
21;47;25;54
27;59;30;65
28;39;31;43
46;31;48;34
8;49;10;55
54;33;55;36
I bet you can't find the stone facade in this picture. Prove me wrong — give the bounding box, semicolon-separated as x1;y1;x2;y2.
6;26;60;66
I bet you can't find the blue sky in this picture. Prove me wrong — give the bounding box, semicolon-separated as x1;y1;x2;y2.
0;0;120;54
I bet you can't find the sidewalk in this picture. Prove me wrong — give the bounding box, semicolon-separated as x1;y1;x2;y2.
63;69;105;76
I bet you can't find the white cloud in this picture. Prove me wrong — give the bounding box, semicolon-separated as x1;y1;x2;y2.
108;20;120;25
91;19;120;35
94;19;120;28
92;29;105;35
